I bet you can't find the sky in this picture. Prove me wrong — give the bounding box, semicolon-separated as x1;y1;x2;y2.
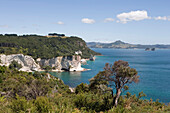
0;0;170;44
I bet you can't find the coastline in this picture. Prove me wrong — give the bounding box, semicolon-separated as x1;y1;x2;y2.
0;54;93;73
37;67;91;73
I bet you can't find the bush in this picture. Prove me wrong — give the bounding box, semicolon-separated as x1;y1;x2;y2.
74;92;112;112
75;83;89;94
33;71;42;78
43;66;52;72
34;96;52;113
9;60;22;70
10;95;29;112
0;66;6;73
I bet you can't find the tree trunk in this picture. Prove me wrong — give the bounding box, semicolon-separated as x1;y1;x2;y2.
113;88;121;107
111;90;114;97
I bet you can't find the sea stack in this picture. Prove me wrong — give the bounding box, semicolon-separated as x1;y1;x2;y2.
89;54;96;61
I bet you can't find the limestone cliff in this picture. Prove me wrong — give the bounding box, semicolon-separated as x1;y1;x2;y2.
37;55;84;71
0;54;84;72
0;54;40;72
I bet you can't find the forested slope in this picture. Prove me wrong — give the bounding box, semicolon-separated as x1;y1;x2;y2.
0;35;100;59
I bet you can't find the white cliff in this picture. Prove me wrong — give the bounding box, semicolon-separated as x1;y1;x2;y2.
38;55;85;72
0;54;85;72
0;54;40;72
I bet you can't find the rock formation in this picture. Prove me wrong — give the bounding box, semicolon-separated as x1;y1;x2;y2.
89;55;96;61
0;54;84;72
0;54;40;72
37;55;84;71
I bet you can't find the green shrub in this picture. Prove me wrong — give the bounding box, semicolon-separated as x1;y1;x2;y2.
10;95;29;112
0;66;6;73
74;92;112;112
75;83;89;94
34;96;52;113
33;71;42;78
9;60;22;70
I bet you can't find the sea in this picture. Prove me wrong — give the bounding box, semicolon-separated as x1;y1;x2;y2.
50;48;170;103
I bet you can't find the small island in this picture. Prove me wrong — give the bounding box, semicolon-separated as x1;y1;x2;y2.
145;48;156;51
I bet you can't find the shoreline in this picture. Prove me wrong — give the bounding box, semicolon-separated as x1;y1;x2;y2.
0;54;95;73
36;68;91;73
94;54;104;56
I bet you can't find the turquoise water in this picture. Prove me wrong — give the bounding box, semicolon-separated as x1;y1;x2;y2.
50;48;170;103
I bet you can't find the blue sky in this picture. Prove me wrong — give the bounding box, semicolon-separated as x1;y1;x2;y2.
0;0;170;44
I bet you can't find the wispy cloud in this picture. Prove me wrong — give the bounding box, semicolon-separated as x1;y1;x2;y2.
116;10;151;23
81;18;95;24
104;18;115;22
154;16;170;21
53;21;65;25
57;21;64;25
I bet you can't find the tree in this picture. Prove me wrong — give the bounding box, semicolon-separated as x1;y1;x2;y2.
75;83;89;94
89;71;112;94
33;71;42;78
43;66;52;72
91;60;139;107
9;60;22;70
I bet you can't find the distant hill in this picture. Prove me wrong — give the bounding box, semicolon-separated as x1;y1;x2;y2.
87;40;170;49
0;34;101;59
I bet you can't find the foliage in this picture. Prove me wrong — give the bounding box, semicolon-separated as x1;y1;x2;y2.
108;92;170;113
9;60;22;70
0;66;59;100
89;71;111;94
90;60;139;106
33;71;42;78
0;65;169;113
34;96;52;113
74;92;113;112
75;83;89;94
43;65;52;72
0;35;100;59
10;95;29;113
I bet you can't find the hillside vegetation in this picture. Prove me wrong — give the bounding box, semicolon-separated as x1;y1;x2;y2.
0;62;169;113
0;34;100;59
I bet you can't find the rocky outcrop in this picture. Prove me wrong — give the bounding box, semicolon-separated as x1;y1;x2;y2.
0;54;40;72
81;59;87;65
37;55;84;71
0;54;85;72
90;55;96;61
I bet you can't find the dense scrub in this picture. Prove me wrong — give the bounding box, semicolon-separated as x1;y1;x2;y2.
0;35;100;59
0;66;169;113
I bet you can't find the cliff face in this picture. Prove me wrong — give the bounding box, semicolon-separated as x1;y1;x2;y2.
38;55;84;71
0;54;40;72
0;54;84;72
